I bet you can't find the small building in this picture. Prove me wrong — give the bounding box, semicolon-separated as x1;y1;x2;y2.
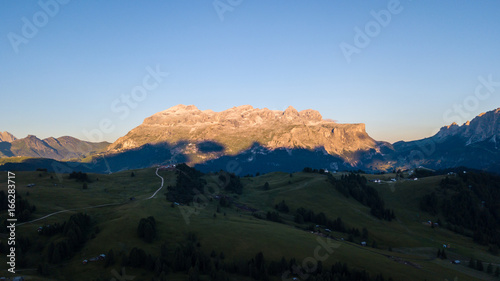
26;184;35;187
12;278;24;281
325;229;331;232
361;241;367;246
82;259;88;265
452;260;460;264
37;226;43;233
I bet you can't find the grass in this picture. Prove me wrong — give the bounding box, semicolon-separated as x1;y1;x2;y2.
0;169;499;280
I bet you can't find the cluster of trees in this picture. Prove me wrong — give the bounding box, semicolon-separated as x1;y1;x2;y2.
436;248;447;259
137;216;157;243
47;213;92;263
294;207;367;240
120;233;393;281
166;164;206;204
0;191;36;222
275;200;289;213
420;171;500;247
469;258;500;276
265;211;282;223
328;173;395;221
302;167;328;174
38;223;64;236
69;171;90;182
217;171;243;194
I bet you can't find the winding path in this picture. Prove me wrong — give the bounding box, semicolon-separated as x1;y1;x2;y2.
18;168;164;226
147;168;165;199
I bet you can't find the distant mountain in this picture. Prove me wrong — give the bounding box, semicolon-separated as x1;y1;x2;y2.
392;107;500;172
0;131;17;142
108;105;388;167
0;133;109;160
2;106;499;174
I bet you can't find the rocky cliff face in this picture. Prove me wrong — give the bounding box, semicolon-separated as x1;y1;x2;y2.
108;105;379;164
0;131;17;142
435;108;500;145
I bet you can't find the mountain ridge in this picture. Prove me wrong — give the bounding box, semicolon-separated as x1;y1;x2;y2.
1;106;499;174
0;134;110;160
107;104;382;166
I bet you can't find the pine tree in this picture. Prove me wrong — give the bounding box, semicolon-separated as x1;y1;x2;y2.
105;249;115;267
487;263;493;274
469;258;475;268
476;260;484;271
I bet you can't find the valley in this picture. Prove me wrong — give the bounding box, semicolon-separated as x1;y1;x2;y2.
0;168;499;280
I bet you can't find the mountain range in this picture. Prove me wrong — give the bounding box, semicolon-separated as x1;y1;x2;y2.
1;106;499;174
0;133;109;160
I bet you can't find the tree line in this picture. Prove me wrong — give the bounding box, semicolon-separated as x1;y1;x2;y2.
419;171;500;247
328;173;395;221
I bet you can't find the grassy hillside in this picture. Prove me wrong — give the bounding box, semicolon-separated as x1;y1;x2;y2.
0;169;499;280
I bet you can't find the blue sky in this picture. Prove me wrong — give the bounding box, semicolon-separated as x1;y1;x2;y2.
1;0;500;143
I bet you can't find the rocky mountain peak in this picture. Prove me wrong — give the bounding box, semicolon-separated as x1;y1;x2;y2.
108;105;375;165
0;131;17;142
434;107;500;143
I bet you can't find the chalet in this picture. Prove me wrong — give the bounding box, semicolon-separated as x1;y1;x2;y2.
361;241;367;246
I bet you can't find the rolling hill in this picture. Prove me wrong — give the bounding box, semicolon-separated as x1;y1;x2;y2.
0;168;499;280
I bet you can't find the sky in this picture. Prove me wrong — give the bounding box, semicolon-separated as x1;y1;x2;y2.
1;0;500;143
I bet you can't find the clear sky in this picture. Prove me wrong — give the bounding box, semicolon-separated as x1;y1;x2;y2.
1;0;500;143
